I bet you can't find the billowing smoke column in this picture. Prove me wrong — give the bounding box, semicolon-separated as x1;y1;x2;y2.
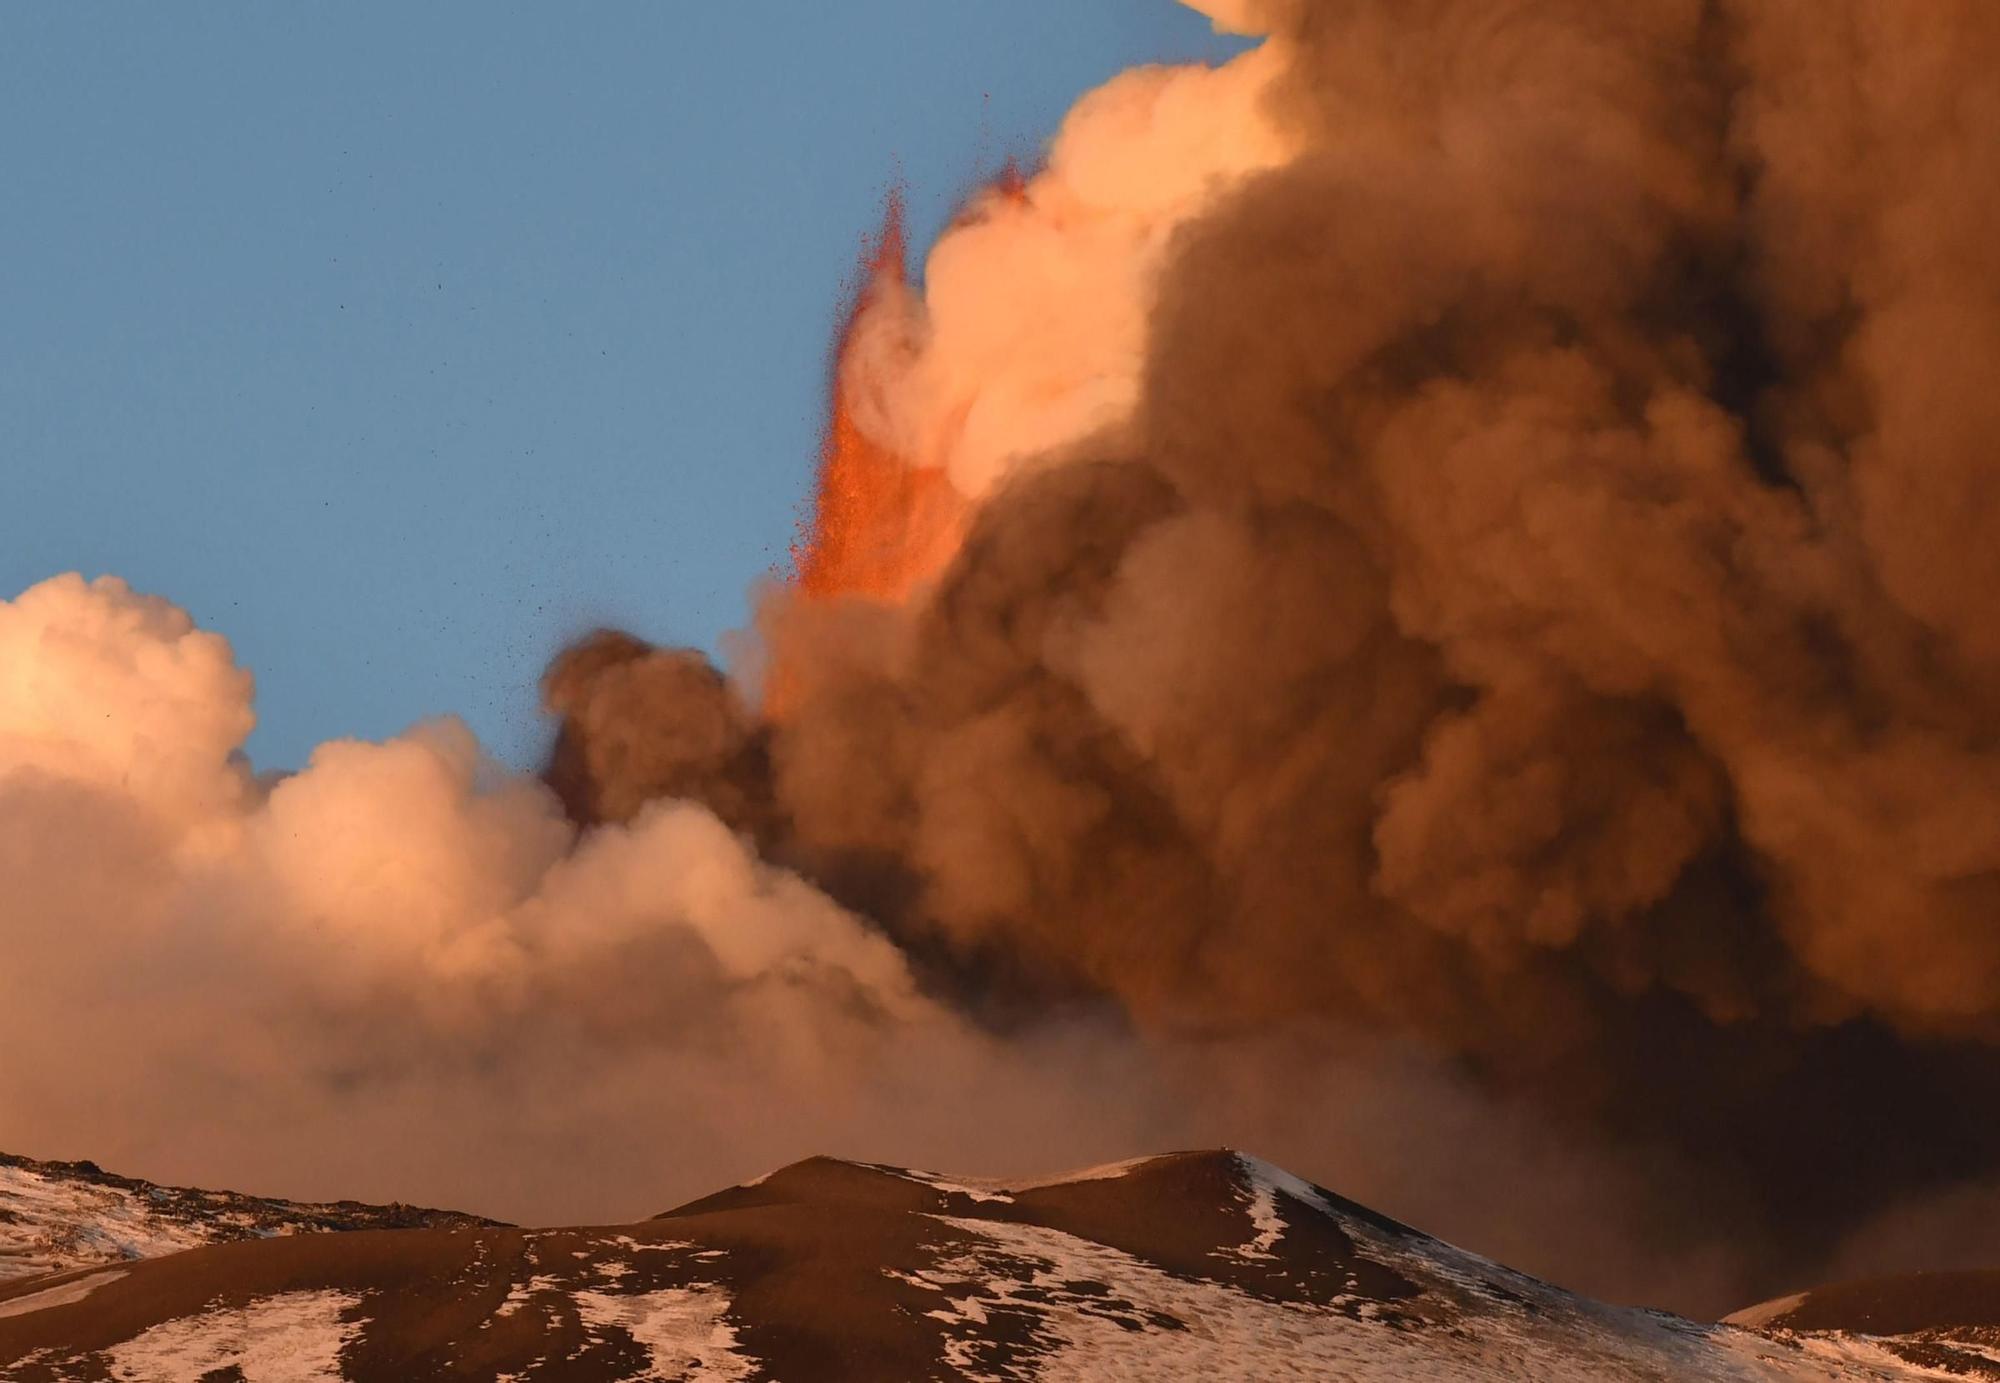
544;0;2000;1312
6;0;2000;1322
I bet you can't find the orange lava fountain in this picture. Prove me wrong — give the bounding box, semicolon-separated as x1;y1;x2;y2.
790;192;967;604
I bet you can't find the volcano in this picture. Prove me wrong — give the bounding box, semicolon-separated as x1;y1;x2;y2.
0;1149;1988;1381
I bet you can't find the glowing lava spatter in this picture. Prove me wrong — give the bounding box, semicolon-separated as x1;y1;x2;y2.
791;192;967;604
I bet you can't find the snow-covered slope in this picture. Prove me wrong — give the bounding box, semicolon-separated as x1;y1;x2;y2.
1729;1272;2000;1379
0;1149;1985;1380
0;1152;497;1287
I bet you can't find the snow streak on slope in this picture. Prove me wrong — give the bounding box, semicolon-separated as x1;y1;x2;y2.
572;1286;752;1382
910;1214;1720;1382
0;1153;496;1287
868;1156;1159;1205
101;1290;362;1383
880;1156;1929;1382
0;1271;128;1324
0;1166;210;1284
1727;1274;2000;1379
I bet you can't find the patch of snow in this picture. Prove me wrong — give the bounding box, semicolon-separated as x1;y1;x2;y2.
1234;1173;1285;1261
0;1165;210;1284
574;1284;756;1381
0;1156;485;1289
1715;1323;1989;1378
876;1155;1163;1203
1722;1292;1810;1329
0;1267;129;1319
870;1166;1016;1204
99;1289;362;1383
596;1234;695;1253
997;1156;1158;1194
902;1213;1947;1382
745;1156;1157;1204
491;1273;564;1321
1236;1153;1338;1219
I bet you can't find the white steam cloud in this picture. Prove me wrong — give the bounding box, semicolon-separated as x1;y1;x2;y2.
0;573;1764;1312
0;575;1003;1211
845;34;1296;498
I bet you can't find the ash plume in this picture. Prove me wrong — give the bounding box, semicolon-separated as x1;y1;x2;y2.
5;0;1998;1324
542;0;2000;1313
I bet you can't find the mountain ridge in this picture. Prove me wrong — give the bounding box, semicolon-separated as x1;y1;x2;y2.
0;1149;502;1289
1;1148;1994;1380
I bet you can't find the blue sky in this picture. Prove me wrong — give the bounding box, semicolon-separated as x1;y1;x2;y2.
1;3;1246;769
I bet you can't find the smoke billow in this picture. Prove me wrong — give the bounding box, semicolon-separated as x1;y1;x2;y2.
543;0;2000;1313
7;0;2000;1321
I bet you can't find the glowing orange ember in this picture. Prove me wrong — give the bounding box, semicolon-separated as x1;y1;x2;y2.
791;192;967;604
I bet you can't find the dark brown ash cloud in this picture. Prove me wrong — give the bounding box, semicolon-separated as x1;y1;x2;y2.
545;0;2000;1314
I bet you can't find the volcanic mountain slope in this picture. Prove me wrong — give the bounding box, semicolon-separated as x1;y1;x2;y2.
1729;1275;2000;1379
0;1152;499;1288
0;1149;1983;1381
